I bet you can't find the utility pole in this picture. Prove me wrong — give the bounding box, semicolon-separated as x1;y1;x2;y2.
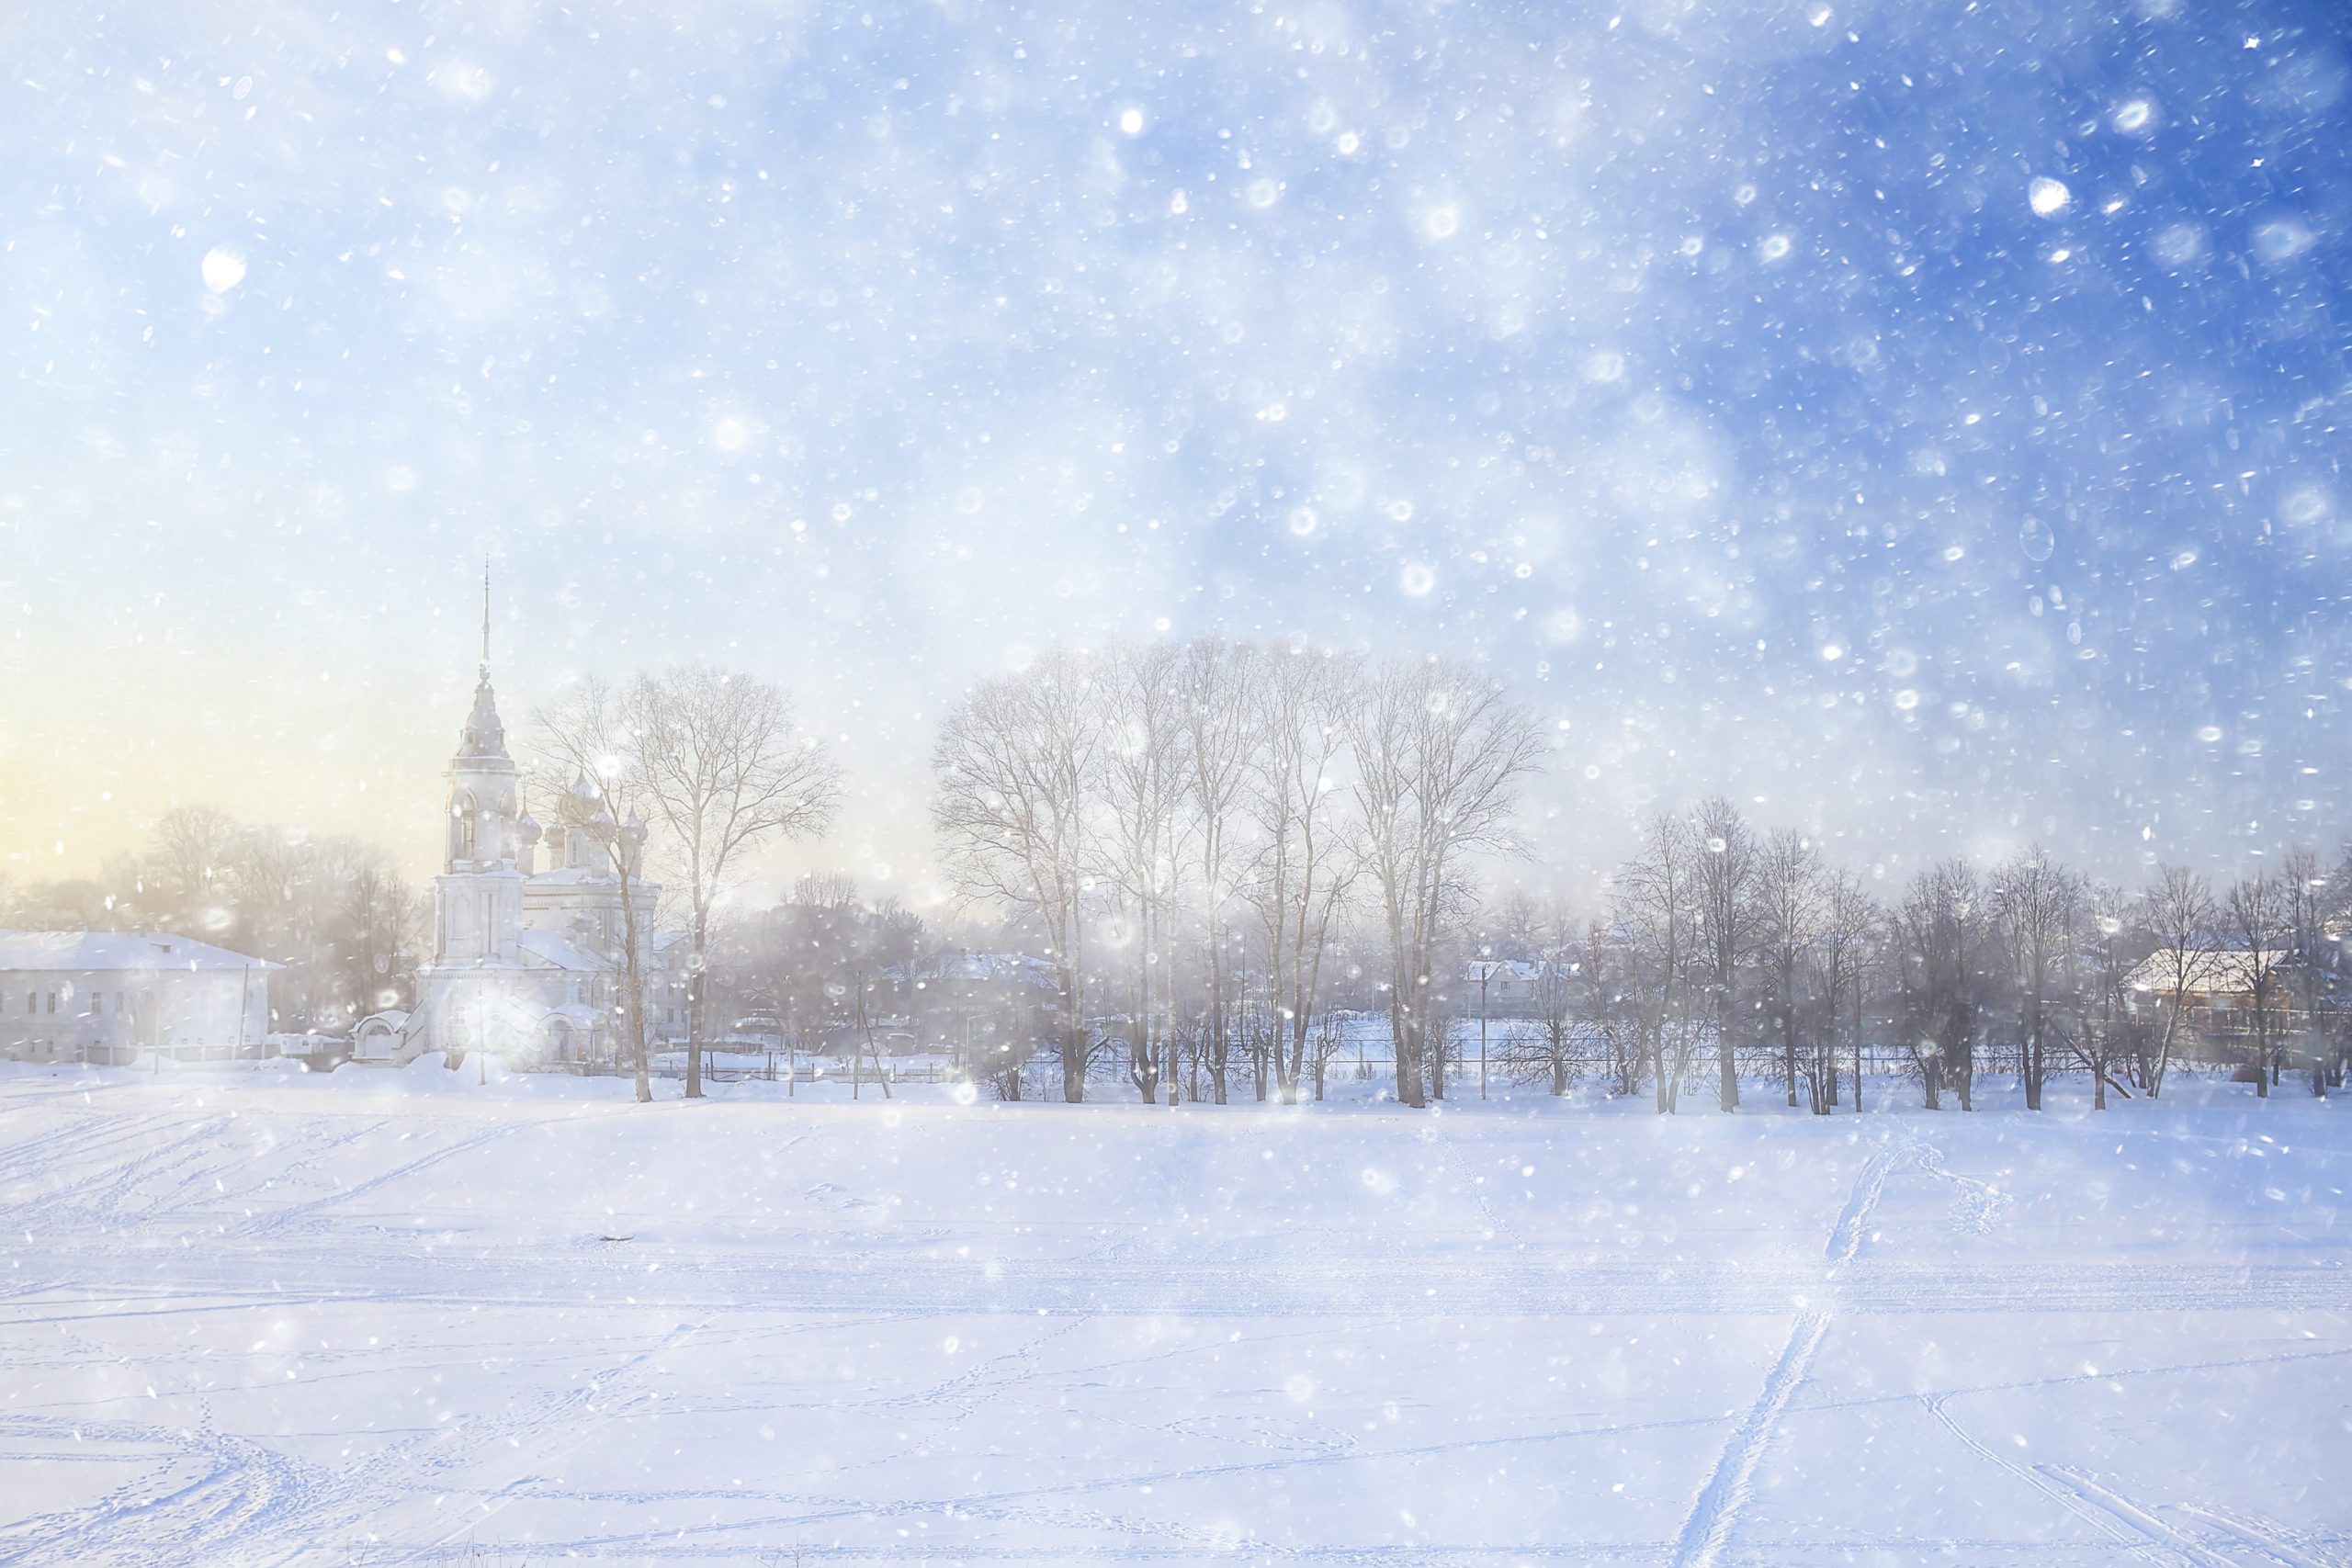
1479;964;1489;1100
1472;953;1502;1101
1853;976;1864;1114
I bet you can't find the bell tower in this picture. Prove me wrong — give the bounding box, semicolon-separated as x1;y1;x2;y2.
431;564;524;966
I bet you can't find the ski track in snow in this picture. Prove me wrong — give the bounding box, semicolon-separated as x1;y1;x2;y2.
1666;1308;1831;1568
1922;1392;2169;1562
2040;1464;2245;1568
0;1414;322;1568
4;1084;2350;1562
2177;1502;2346;1568
1668;1135;1905;1568
12;1238;2344;1323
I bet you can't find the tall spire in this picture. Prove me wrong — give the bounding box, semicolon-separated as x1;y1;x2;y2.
456;558;511;762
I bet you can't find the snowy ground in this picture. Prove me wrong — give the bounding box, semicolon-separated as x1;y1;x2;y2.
0;1064;2345;1566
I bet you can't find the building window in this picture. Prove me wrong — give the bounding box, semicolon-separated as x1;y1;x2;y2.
45;993;57;1015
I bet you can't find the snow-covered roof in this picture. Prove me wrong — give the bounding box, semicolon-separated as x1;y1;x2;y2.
454;674;512;763
516;930;610;973
0;929;278;973
905;951;1057;988
1464;959;1543;982
2126;949;2275;996
525;866;610;887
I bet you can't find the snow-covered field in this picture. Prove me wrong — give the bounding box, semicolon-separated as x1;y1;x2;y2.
0;1063;2345;1566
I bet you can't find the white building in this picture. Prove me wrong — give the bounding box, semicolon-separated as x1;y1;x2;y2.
356;623;682;1069
1462;959;1544;1014
0;930;277;1066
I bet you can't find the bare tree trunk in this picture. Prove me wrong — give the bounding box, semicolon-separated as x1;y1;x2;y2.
863;994;893;1100
685;913;707;1100
1781;1002;1798;1110
1430;1005;1447;1102
621;873;651;1104
2023;1007;2041;1112
1351;658;1542;1113
1392;968;1426;1109
1852;984;1863;1114
1212;973;1231;1105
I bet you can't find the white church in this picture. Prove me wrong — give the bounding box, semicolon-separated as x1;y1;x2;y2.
355;631;686;1068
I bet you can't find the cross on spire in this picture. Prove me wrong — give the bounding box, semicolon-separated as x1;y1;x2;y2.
480;557;492;679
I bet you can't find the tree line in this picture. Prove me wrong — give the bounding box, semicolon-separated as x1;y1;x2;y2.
12;640;2346;1113
931;639;1546;1107
0;806;413;1035
926;636;2349;1112
3;664;842;1105
1523;819;2347;1114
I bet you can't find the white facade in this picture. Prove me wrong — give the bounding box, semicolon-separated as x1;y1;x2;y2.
368;640;678;1069
0;931;276;1066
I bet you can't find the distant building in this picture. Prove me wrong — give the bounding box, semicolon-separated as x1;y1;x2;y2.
2124;947;2340;1032
356;600;685;1069
0;930;276;1066
1461;959;1544;1015
897;949;1057;1063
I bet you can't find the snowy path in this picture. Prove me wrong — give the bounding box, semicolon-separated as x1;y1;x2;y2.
0;1067;2345;1565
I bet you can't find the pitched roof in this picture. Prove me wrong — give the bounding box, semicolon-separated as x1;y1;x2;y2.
0;930;278;972
905;950;1057;987
2125;948;2281;996
515;929;610;973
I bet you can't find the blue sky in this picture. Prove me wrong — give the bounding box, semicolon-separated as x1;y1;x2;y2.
2;0;2347;899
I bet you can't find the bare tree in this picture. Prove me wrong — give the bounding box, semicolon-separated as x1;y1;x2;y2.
933;651;1104;1103
1180;638;1259;1105
1894;860;1985;1111
146;805;241;932
2134;865;2219;1097
1690;797;1759;1112
1244;644;1359;1105
340;857;412;1023
1754;829;1824;1109
1813;870;1878;1113
1571;916;1646;1100
1990;847;2082;1111
537;681;660;1104
1517;897;1584;1097
2075;889;2145;1111
2281;846;2330;1098
622;664;842;1099
1611;814;1702;1113
2224;870;2291;1100
1348;659;1544;1108
1098;642;1189;1106
1490;889;1546;959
